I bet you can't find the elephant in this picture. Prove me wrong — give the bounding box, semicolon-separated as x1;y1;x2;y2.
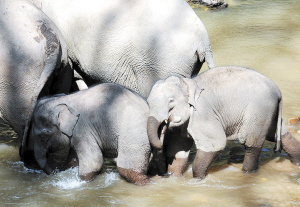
0;0;72;155
146;66;300;179
30;0;215;98
25;83;151;185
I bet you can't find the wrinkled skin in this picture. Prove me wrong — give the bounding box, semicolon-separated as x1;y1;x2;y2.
147;66;300;179
26;83;151;185
31;0;215;98
0;0;72;158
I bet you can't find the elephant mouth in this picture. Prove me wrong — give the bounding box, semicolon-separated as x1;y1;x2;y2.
158;119;169;138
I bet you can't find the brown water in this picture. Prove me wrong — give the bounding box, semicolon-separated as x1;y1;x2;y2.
1;0;300;206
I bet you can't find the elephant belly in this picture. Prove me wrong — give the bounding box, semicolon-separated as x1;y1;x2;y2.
101;147;117;158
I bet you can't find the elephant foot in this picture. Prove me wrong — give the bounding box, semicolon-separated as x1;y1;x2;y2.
117;167;150;185
192;149;220;179
79;171;99;182
242;146;261;172
281;132;300;165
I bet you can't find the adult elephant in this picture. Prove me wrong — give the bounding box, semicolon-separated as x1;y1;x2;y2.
0;0;72;155
31;0;215;98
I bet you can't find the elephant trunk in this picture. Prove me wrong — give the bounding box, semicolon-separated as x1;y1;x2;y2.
34;139;54;175
147;116;164;149
42;163;54;175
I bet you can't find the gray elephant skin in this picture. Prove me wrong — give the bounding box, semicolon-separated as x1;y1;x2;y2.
147;66;300;179
25;83;151;185
31;0;215;98
0;0;72;153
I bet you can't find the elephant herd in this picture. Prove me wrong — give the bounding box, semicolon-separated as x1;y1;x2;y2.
1;0;300;185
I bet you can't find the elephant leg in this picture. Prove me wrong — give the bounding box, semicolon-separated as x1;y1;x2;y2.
167;150;190;176
192;149;220;179
166;133;194;176
281;132;300;165
242;146;262;172
117;139;150;185
148;149;168;176
76;144;104;181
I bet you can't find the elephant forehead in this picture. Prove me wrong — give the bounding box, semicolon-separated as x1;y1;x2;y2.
148;86;174;101
152;78;184;92
33;109;57;127
165;76;182;84
156;85;185;98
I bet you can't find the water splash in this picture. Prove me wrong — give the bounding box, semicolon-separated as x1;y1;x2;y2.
50;167;86;189
48;168;119;190
103;171;119;187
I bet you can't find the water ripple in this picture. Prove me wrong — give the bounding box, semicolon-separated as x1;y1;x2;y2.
6;160;43;174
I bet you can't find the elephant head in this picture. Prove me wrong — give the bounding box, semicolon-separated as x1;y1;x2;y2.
147;76;203;150
29;100;80;174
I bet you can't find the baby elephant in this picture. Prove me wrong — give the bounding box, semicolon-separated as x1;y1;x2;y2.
26;83;151;185
147;66;300;179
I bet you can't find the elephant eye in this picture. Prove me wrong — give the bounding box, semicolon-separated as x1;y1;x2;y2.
168;98;175;105
168;98;175;111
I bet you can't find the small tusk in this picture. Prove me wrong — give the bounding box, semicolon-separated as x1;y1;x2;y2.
161;125;167;134
164;119;168;124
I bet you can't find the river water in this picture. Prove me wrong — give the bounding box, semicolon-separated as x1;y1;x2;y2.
1;0;300;206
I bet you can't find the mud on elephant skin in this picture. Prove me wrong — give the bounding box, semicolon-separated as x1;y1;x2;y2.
147;66;300;179
31;0;215;98
0;0;73;157
25;83;151;185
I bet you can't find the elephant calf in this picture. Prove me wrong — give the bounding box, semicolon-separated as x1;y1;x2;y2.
26;83;151;185
147;66;300;179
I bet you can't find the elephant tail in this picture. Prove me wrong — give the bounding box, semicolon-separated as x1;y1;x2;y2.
204;48;215;69
198;43;215;69
275;97;283;152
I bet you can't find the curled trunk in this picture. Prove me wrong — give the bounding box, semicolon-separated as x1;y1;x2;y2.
147;116;163;149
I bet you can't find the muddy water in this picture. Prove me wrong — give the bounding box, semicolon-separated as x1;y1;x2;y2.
1;0;300;206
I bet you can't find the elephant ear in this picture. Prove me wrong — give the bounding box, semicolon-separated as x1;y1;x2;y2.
56;104;80;137
182;78;204;110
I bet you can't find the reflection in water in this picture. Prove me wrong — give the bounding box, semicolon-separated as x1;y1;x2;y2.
1;0;300;206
